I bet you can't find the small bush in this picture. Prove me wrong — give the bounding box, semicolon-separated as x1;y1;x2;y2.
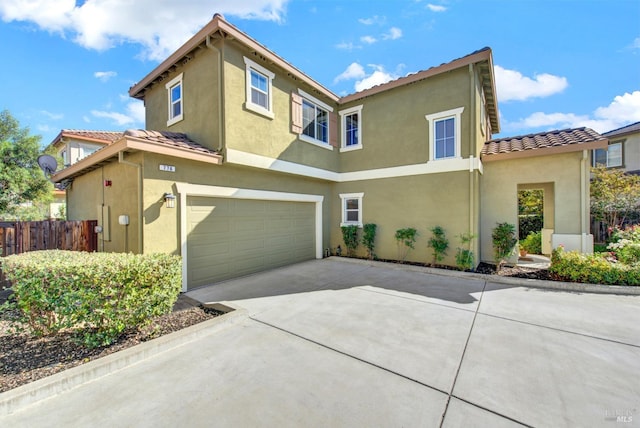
362;223;377;260
455;233;476;271
427;226;448;266
519;215;543;240
550;246;640;286
608;225;640;265
0;250;182;348
395;227;418;262
520;231;542;255
492;222;517;271
341;225;359;257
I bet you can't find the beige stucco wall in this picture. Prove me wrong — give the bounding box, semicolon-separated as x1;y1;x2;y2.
621;133;640;172
66;152;142;253
480;151;586;263
331;170;476;266
144;46;220;151
222;41;340;172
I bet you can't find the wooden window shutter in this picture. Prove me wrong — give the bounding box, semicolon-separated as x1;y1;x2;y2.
291;92;303;134
329;112;338;147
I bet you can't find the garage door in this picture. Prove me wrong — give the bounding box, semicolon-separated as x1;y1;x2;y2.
186;196;316;289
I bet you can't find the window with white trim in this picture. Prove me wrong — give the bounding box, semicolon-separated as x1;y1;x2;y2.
244;57;275;119
166;73;183;126
297;89;335;149
425;107;464;160
339;105;363;152
340;193;364;227
593;141;623;168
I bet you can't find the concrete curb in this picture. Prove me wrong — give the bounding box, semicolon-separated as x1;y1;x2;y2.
0;303;247;416
329;256;640;296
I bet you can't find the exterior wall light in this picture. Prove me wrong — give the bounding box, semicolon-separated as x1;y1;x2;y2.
164;192;176;208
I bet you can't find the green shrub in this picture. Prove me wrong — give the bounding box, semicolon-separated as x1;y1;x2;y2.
427;226;448;266
520;231;542;255
492;222;517;271
341;225;359;257
0;250;182;347
594;243;608;253
518;215;543;240
550;246;640;286
395;227;418;262
455;233;476;271
362;223;377;260
608;225;640;265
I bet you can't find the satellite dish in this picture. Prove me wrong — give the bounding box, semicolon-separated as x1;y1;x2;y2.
37;154;58;175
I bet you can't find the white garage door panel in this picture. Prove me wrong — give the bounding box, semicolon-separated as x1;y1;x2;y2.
187;196;315;289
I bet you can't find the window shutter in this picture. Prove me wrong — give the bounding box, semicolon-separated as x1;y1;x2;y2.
329;112;338;147
291;93;303;134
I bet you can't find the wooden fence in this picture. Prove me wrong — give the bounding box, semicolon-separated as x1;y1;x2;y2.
1;220;98;288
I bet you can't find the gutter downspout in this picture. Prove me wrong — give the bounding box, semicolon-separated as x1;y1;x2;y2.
580;149;588;252
469;64;476;259
206;34;225;155
118;151;143;254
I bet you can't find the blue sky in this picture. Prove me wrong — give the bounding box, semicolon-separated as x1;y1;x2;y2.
1;0;639;147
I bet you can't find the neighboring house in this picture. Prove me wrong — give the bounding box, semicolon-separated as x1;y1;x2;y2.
599;121;640;174
47;130;122;218
52;14;607;291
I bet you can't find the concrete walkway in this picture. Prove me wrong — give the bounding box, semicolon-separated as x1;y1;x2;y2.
1;258;638;427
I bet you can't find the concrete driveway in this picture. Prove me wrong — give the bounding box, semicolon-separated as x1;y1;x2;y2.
1;258;639;427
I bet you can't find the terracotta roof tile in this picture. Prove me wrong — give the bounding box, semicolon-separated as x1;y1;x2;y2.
123;129;217;155
482;127;604;157
59;130;123;143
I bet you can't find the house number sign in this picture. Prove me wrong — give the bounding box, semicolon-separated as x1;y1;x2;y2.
159;164;176;172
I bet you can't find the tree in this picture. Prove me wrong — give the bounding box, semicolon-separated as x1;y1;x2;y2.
0;110;52;219
590;166;640;238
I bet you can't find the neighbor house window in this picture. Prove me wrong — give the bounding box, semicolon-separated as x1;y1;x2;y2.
339;105;363;152
593;141;623;168
340;193;364;227
166;73;184;126
425;107;464;161
244;57;275;119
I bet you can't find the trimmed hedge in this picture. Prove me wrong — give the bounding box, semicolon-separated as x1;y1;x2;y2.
550;247;640;286
0;250;182;347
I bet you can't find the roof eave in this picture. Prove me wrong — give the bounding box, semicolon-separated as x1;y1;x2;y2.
481;138;609;162
51;137;222;182
129;15;339;102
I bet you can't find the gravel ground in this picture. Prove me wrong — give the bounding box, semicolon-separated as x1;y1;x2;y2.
0;293;223;393
0;262;551;394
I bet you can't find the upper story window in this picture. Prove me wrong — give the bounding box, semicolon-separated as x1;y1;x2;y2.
593;141;623;168
425;107;464;161
293;89;336;150
340;193;364;227
339;105;363;152
166;73;183;126
244;57;275;119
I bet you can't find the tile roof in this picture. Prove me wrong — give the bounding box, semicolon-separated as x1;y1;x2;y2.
482;127;606;158
123;129;218;155
602;121;640;137
58;130;123;143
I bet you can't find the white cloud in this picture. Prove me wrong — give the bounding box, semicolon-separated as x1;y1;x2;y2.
334;63;366;84
91;110;134;126
426;4;447;12
0;0;288;61
632;37;640;50
358;15;386;25
354;65;400;92
360;35;377;44
494;65;568;102
382;27;402;40
41;110;63;120
94;71;117;82
508;91;640;134
335;41;359;51
126;100;146;124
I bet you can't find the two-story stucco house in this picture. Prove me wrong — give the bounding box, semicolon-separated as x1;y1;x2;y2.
52;15;607;291
599;121;640;175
